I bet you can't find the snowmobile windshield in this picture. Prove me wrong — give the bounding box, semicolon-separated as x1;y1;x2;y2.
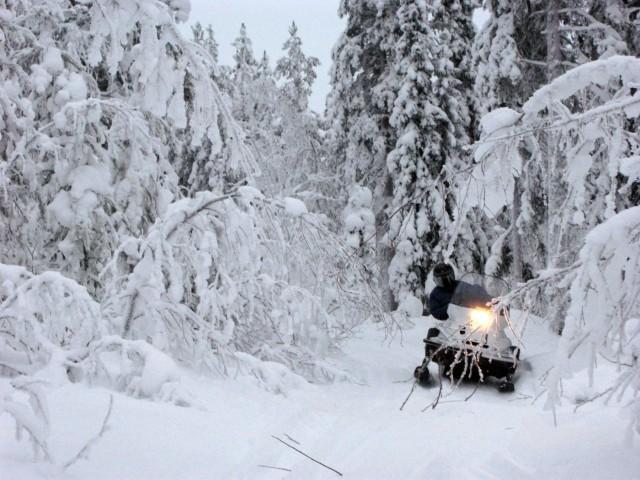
449;273;509;309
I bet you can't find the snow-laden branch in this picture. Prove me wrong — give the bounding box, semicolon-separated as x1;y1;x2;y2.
1;377;52;462
100;188;383;382
62;394;114;471
0;0;260;293
472;55;640;435
0;264;105;374
545;207;640;433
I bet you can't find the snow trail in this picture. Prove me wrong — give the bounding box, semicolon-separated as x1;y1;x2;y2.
1;316;638;479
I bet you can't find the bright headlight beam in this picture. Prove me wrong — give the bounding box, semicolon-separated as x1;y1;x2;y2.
469;308;493;330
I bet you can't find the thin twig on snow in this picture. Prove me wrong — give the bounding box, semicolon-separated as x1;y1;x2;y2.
399;380;418;411
464;382;480;402
258;464;292;472
63;394;114;471
271;435;343;477
422;364;445;412
284;433;301;445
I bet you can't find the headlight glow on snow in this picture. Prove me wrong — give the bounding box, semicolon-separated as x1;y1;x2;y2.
469;308;493;330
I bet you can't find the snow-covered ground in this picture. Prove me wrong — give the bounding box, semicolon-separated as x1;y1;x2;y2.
2;315;639;479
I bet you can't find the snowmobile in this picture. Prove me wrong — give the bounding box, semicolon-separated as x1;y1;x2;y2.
417;273;521;393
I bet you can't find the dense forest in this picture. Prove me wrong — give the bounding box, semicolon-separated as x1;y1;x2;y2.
0;0;639;476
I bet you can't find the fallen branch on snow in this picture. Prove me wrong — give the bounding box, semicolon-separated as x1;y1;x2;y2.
271;435;343;477
422;364;445;412
573;387;615;413
258;464;292;472
399;380;418;411
63;394;114;471
284;433;301;445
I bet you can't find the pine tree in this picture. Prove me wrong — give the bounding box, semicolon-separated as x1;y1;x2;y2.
432;0;479;138
192;22;219;65
270;23;325;200
387;0;480;302
249;51;282;196
475;0;638;113
570;0;637;60
204;24;220;64
386;0;440;302
254;51;278;128
328;0;480;307
326;0;400;309
326;0;400;198
231;23;258;123
431;0;490;274
473;0;544;115
473;0;564;283
275;22;320;113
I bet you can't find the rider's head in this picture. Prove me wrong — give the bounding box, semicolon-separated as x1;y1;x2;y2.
433;263;456;290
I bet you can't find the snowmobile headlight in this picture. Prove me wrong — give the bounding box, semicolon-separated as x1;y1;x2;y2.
469;308;493;330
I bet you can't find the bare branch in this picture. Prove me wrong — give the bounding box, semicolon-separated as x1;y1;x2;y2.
258;464;292;472
63;395;114;471
399;380;418;411
284;433;301;445
422;364;445;411
464;382;480;402
166;192;238;241
271;435;343;477
573;387;614;413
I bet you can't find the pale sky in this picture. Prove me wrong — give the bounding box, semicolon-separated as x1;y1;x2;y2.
183;0;344;113
182;1;490;114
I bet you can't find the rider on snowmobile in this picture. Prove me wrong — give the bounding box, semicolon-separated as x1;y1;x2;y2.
429;263;492;320
414;263;493;384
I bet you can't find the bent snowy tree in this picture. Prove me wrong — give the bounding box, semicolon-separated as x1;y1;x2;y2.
475;55;640;432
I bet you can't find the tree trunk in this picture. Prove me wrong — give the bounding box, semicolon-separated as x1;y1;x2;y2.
376;174;397;312
546;1;563;81
511;175;523;282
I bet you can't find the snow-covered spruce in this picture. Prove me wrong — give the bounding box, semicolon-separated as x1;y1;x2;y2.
387;0;481;304
327;0;480;310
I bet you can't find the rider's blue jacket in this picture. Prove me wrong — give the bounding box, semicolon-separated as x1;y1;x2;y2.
429;281;492;320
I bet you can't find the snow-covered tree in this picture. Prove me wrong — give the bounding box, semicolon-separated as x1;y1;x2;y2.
343;185;376;265
475;54;640;434
386;0;445;302
231;23;258;124
255;51;278;124
473;0;531;115
546;206;640;436
328;0;481;307
568;0;637;60
0;1;178;292
475;0;639;117
326;0;400;309
432;0;479;137
326;0;399;196
479;56;640;325
191;22;219;65
244;51;281;193
474;1;582;284
431;0;488;273
99;188;383;380
387;0;481;303
269;24;327;203
0;0;257;292
275;22;320;113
